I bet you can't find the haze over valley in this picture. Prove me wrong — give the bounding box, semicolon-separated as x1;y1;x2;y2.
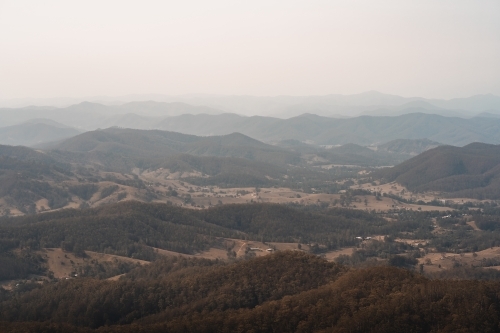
2;1;500;332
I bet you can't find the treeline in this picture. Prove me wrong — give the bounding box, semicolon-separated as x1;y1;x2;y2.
1;252;500;332
0;202;396;260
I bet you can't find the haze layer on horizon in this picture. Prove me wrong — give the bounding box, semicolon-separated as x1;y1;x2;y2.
1;0;499;100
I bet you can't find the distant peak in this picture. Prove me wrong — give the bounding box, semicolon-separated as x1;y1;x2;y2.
293;113;324;119
77;101;104;106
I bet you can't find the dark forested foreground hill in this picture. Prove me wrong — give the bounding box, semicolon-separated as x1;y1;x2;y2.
2;252;500;332
377;142;500;199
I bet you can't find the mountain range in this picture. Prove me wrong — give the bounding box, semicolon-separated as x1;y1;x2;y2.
2;91;500;117
2;94;500;147
153;112;500;146
0;101;223;129
6;111;500;148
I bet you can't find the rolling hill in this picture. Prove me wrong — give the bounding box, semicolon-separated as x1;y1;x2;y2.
377;143;500;199
0;140;297;215
0;131;301;215
47;128;300;166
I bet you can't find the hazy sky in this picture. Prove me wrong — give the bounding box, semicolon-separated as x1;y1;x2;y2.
1;0;499;99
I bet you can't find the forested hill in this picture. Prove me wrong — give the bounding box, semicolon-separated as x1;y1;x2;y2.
2;252;500;332
377;142;500;199
0;201;387;258
46;128;300;166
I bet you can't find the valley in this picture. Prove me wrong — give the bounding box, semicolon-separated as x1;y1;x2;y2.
4;1;500;330
1;100;500;332
1;128;484;217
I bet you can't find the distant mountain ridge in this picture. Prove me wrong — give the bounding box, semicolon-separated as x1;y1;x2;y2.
4;110;500;148
155;112;500;146
2;95;500;147
53;111;500;147
2;91;499;117
0;101;224;129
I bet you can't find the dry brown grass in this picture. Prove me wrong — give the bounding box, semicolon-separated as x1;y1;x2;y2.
323;247;356;261
0;168;459;217
40;248;148;279
355;181;492;207
419;247;500;274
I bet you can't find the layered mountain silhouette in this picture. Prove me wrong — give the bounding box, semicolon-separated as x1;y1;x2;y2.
155;112;500;146
3;91;499;116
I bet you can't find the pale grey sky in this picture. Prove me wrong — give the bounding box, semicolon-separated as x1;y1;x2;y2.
0;0;499;99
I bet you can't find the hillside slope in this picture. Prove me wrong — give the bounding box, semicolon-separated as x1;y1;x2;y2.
377;143;500;199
